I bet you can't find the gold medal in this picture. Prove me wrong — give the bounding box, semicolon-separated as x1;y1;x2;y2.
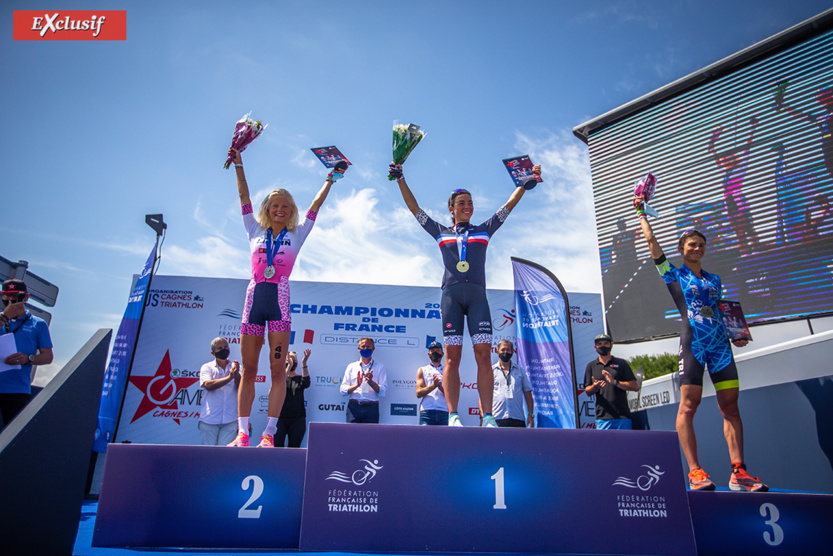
456;261;469;273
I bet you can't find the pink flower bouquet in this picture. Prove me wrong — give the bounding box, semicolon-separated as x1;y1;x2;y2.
223;112;266;169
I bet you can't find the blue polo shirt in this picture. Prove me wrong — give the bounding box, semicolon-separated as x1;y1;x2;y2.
0;312;52;394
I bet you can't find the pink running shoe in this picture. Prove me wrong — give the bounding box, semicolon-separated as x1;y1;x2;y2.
256;434;274;448
227;431;249;447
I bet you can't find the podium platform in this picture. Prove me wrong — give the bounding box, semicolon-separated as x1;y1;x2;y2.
92;424;832;555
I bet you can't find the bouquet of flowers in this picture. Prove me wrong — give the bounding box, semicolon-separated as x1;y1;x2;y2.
633;172;656;202
633;173;659;218
223;112;266;169
388;123;425;180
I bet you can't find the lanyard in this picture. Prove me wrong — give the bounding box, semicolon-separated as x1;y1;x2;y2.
359;360;374;380
693;272;712;307
455;223;470;263
4;311;31;335
265;227;289;266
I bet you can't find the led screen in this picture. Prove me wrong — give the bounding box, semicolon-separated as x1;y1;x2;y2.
587;28;833;341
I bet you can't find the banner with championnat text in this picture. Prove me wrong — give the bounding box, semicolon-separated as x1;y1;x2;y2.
93;243;156;452
512;257;579;429
113;275;601;445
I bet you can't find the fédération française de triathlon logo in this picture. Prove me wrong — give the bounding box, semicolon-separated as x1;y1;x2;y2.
13;11;127;40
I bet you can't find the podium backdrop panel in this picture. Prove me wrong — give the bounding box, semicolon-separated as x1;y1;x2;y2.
688;490;833;555
93;444;306;549
300;423;696;555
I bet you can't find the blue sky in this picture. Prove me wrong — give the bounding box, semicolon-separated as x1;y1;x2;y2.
2;0;831;382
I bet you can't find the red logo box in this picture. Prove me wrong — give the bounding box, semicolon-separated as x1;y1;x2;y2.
13;10;126;40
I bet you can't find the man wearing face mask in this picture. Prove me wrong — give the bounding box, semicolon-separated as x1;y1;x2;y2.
416;341;448;426
198;337;240;445
340;338;387;423
584;334;638;430
0;279;53;431
490;340;534;428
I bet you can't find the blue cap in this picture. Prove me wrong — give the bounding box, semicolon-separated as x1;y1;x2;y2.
427;341;443;349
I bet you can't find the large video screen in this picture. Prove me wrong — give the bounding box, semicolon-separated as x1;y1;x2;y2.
588;27;833;341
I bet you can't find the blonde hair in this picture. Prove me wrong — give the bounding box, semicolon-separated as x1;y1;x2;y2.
257;189;299;232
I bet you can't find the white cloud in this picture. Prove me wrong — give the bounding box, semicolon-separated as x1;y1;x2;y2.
153;131;602;298
484;131;601;293
161;236;249;279
293;187;438;287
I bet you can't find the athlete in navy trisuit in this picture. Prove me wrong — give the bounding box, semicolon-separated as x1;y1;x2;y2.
634;193;768;492
391;162;539;427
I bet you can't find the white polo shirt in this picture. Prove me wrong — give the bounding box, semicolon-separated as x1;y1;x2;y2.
199;360;238;425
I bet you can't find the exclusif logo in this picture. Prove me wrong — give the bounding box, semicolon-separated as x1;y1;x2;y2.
13;11;127;40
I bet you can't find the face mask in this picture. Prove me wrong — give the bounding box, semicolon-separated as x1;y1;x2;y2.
287;360;298;373
498;352;512;363
214;348;230;360
595;346;611;356
2;293;25;307
429;352;443;363
359;348;373;358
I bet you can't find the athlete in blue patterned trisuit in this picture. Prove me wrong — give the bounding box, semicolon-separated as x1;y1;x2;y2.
634;195;768;492
391;162;539;427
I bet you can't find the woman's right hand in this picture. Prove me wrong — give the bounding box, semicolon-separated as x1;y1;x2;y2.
388;163;403;180
229;147;242;166
633;195;646;215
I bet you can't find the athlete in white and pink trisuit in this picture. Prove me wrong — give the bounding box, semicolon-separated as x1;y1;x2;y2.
227;147;344;448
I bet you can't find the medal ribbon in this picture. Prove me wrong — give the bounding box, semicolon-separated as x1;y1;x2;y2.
265;227;289;268
694;273;712;312
455;224;470;265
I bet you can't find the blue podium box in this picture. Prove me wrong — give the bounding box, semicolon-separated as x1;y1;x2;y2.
299;423;697;555
92;444;306;549
688;490;833;555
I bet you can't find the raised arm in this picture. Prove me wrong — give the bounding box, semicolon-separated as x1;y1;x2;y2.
390;164;421;215
229;148;252;206
635;197;664;260
308;176;336;213
707;127;733;171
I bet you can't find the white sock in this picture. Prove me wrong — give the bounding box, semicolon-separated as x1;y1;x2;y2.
238;417;250;435
264;417;278;437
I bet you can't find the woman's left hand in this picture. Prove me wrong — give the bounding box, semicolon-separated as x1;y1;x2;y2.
731;339;748;348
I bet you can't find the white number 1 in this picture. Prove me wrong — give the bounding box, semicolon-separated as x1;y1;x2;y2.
491;467;507;509
238;475;264;519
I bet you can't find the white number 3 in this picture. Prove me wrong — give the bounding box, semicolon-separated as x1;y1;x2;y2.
759;502;783;546
238;475;264;519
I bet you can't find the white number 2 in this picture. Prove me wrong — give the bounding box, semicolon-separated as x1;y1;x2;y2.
759;502;783;546
491;467;507;510
238;475;264;519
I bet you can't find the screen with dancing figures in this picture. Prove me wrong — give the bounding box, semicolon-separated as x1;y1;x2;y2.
587;26;833;341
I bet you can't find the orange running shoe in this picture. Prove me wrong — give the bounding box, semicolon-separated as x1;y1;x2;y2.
730;466;768;492
688;468;716;491
227;431;249;447
256;434;274;448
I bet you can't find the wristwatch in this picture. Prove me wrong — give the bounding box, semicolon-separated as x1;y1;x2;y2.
28;354;35;363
